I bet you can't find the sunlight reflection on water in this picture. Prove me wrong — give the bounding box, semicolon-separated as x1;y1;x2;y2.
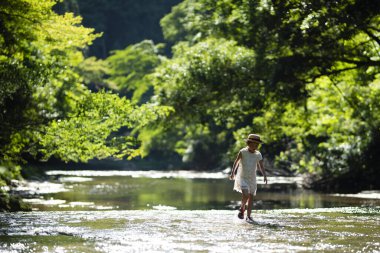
0;208;379;252
5;169;379;252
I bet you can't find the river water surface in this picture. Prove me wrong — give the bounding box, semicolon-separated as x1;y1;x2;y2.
0;170;379;252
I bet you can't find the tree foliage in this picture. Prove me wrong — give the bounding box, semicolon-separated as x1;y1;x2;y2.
106;40;164;103
0;0;172;168
1;0;96;162
141;0;380;189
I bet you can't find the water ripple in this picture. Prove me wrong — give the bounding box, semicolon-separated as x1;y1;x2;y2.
0;208;379;252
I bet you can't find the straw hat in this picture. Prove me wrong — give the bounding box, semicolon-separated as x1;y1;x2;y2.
245;134;263;143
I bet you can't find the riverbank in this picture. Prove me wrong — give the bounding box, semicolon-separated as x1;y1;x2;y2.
0;163;31;212
0;186;31;212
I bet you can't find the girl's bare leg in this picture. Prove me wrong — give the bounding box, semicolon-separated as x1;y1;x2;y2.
247;194;254;217
240;190;249;214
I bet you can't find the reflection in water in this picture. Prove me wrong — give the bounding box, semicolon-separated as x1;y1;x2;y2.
20;170;380;211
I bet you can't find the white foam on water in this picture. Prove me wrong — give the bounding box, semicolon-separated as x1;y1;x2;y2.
58;177;93;183
330;190;380;199
15;181;68;194
268;206;380;214
152;205;177;210
23;198;67;205
46;170;227;179
45;170;303;184
68;201;95;206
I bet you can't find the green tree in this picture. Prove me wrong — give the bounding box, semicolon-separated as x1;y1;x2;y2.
0;0;172;176
149;0;380;189
142;38;260;169
1;0;98;162
106;40;164;104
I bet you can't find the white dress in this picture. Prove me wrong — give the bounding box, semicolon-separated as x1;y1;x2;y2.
233;147;263;195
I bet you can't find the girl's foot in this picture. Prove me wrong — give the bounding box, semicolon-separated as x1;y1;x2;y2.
246;216;254;222
238;209;244;219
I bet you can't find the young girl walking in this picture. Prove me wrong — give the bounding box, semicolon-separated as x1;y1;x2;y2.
230;134;267;222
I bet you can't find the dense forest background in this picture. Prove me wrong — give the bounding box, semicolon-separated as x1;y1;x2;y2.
1;0;379;208
55;0;182;58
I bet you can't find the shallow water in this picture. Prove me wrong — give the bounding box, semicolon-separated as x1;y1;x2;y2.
2;170;380;252
1;208;379;252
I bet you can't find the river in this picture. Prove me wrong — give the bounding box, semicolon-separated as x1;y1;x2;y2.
0;170;379;252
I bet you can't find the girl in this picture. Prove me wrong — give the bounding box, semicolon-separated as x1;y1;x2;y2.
230;134;267;222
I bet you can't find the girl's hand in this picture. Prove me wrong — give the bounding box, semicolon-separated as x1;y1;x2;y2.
229;174;235;180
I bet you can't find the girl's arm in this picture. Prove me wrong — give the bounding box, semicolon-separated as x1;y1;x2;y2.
229;151;242;180
258;160;267;184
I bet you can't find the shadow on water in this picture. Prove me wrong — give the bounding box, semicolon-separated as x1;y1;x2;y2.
246;219;283;229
